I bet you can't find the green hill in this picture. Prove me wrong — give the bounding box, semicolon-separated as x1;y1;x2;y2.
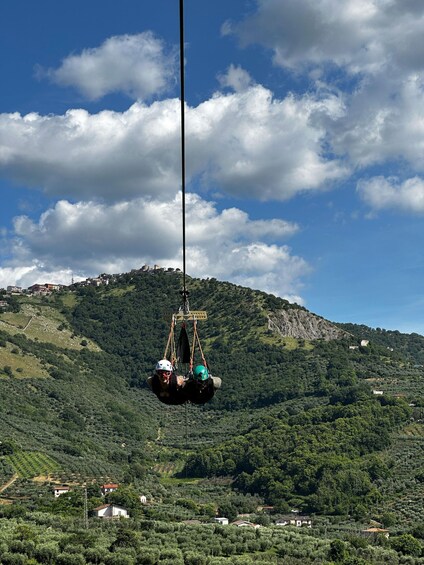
0;270;423;534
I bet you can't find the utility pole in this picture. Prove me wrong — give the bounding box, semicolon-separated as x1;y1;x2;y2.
185;403;189;451
83;486;88;529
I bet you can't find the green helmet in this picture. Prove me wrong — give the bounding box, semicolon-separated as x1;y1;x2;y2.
193;365;209;381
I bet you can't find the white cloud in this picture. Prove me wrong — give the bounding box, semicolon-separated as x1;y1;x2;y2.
3;193;308;301
12;197;182;270
195;86;347;199
0;85;347;202
358;176;424;213
43;33;176;100
231;0;424;76
0;102;182;201
329;74;424;169
188;242;310;304
217;64;253;92
223;0;424;200
0;265;75;289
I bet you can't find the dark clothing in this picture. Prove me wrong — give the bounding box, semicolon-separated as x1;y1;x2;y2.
149;372;187;405
184;377;216;405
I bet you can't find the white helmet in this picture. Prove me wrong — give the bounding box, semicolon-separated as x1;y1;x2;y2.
155;359;173;372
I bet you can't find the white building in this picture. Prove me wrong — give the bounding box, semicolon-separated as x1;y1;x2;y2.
101;483;119;496
7;286;22;293
276;515;312;528
232;520;260;528
53;486;70;497
214;517;229;525
93;504;129;519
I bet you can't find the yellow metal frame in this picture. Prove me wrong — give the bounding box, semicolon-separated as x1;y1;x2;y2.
174;310;207;321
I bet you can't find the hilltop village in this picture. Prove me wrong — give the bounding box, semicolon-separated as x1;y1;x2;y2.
1;264;180;303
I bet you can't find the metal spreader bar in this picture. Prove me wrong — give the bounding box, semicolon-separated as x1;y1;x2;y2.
174;310;208;321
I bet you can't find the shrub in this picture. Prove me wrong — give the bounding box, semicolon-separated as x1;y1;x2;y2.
328;539;350;562
183;552;209;565
390;533;422;556
0;554;28;565
56;553;85;565
34;543;59;564
136;548;160;564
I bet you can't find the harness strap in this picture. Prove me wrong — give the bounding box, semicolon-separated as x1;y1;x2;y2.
164;315;177;366
190;319;208;371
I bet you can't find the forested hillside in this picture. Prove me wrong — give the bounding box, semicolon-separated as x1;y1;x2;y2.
0;270;423;561
339;322;424;365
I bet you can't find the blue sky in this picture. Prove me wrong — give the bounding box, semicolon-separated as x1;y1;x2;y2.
1;0;424;334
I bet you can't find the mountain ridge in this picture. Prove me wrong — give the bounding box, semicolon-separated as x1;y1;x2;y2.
268;308;349;341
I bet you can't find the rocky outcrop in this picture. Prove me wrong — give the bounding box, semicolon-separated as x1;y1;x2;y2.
268;308;348;341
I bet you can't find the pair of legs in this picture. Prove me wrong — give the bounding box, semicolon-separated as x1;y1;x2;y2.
210;376;222;390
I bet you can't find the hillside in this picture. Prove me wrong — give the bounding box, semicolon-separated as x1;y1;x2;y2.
0;270;423;536
338;321;424;365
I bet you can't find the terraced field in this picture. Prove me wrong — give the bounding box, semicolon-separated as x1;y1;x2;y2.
380;423;424;527
365;366;424;402
153;462;184;477
5;451;61;479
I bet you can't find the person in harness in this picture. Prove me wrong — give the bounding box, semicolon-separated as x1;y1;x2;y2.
184;364;221;405
147;359;187;405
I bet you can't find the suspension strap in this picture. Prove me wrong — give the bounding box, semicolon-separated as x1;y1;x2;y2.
190;319;208;371
163;315;177;365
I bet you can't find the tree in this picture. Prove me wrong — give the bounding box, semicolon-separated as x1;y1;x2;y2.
136;548;160;564
328;539;350;562
0;554;27;565
107;486;141;517
110;528;140;552
412;523;424;540
158;548;184;565
7;296;20;313
390;533;422;556
183;552;209;565
55;554;85;565
380;512;396;528
0;441;14;455
84;547;109;564
106;552;135;565
254;514;271;526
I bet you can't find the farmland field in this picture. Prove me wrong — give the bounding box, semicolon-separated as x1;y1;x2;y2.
380;424;424;526
5;451;61;479
0;302;101;351
0;342;50;378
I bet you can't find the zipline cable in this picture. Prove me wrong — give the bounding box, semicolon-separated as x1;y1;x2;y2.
179;5;191;448
179;0;188;313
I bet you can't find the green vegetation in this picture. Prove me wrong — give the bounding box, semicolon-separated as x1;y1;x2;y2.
6;451;60;479
0;490;420;564
339;322;424;367
0;272;424;563
185;394;410;515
